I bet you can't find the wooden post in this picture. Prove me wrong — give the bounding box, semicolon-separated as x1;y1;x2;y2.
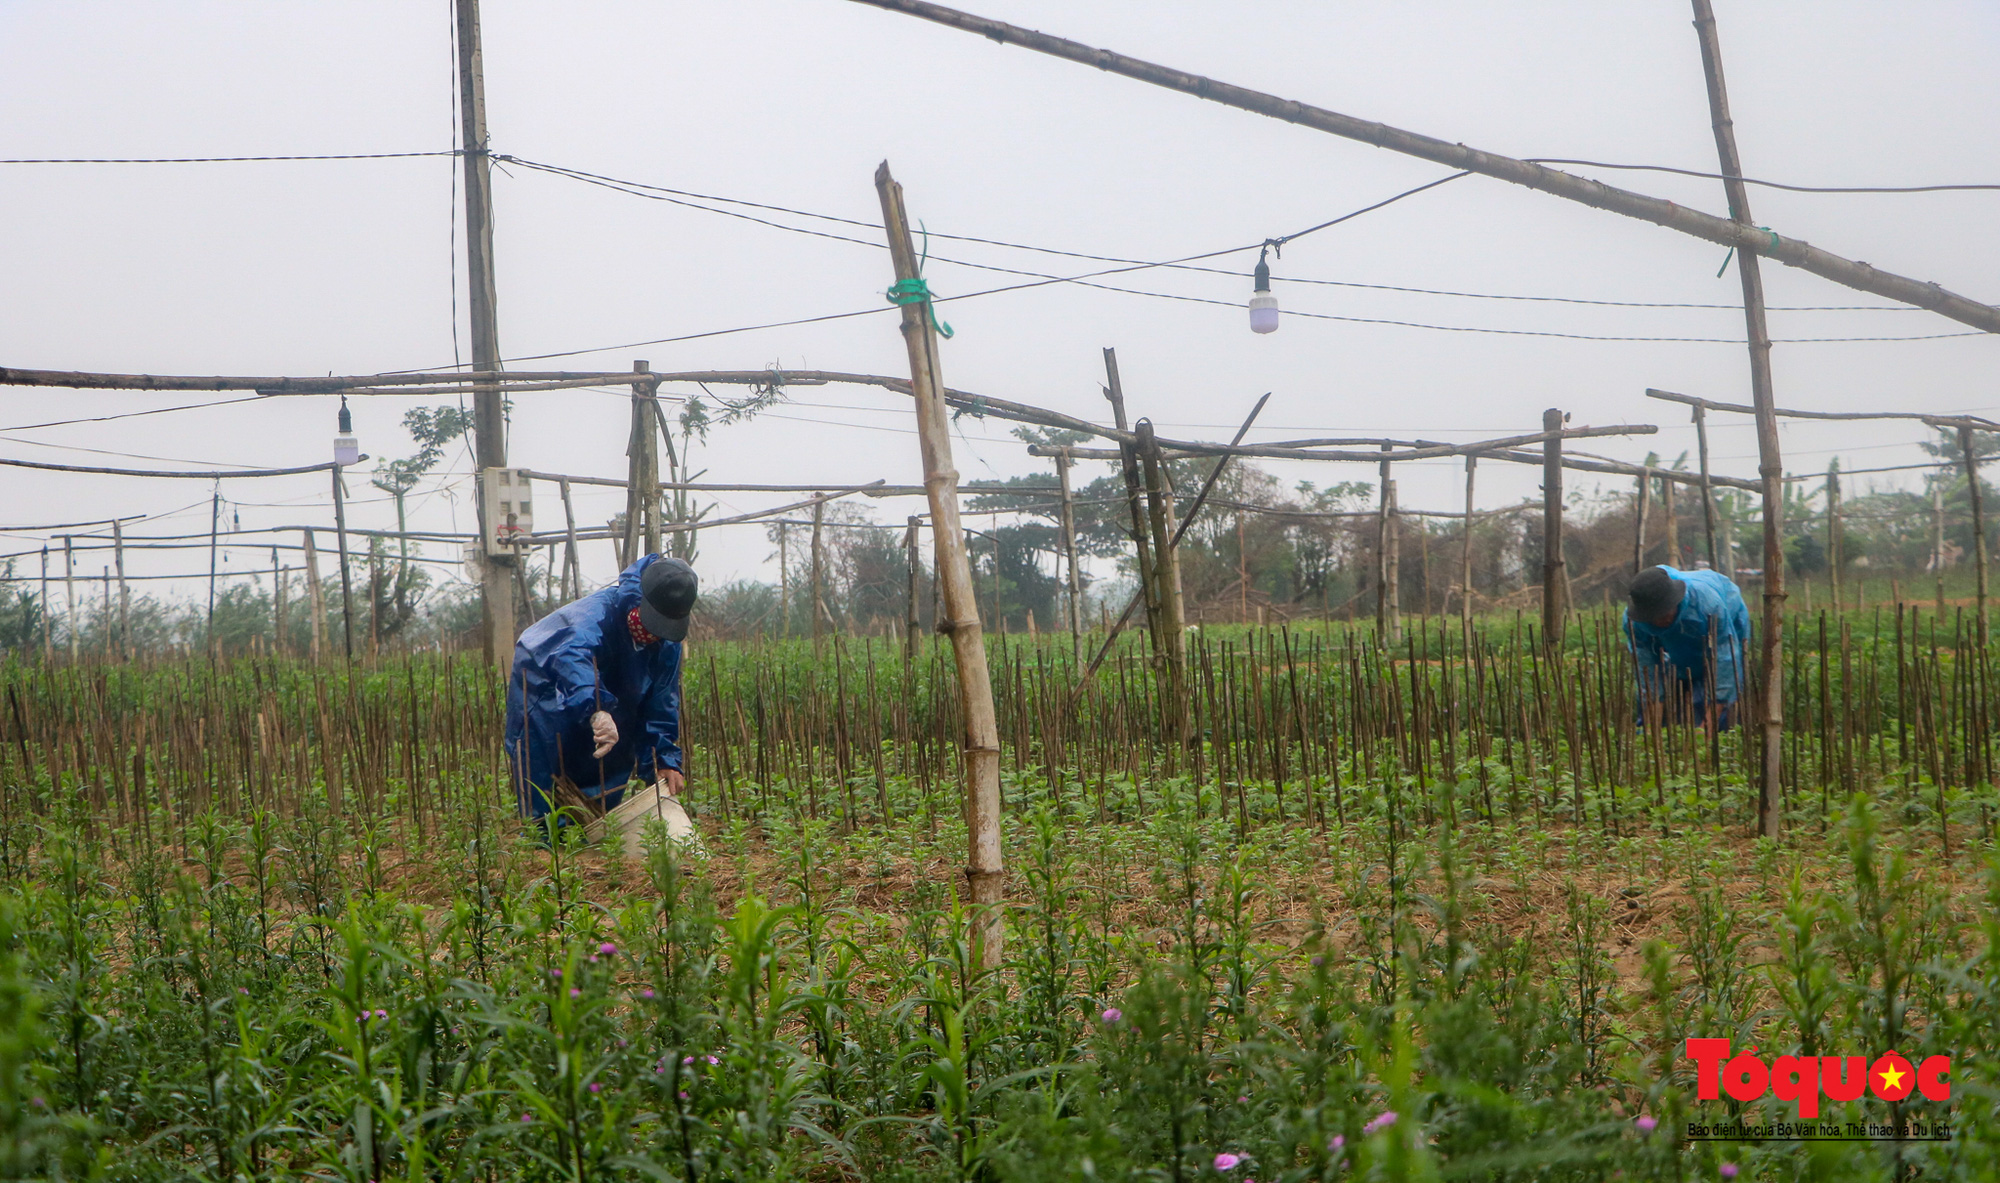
1662;472;1680;567
368;538;384;655
39;547;53;664
1385;473;1402;644
905;515;923;662
207;490;222;656
1104;349;1158;645
877;161;1004;969
1695;405;1722;568
1541;407;1566;647
1237;513;1249;622
113;518;130;660
1633;466;1653;573
777;525;789;638
332;466;356;661
1693;0;1785;837
1961;425;1988;642
622;362;658;567
1138;419;1189;745
272;546;285;656
303;529;325;661
457;0;513;673
1826;462;1842;615
559;476;581;600
1376;444;1392;641
1055;453;1082;660
810;497;828;650
1461;454;1477;641
62;536;78;663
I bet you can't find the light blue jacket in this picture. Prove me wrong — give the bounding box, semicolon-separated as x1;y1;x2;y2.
1624;566;1751;706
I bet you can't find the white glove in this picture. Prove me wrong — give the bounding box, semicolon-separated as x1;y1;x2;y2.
590;710;619;758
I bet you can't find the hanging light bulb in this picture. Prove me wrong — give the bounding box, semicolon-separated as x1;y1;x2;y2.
333;395;360;466
1248;245;1280;334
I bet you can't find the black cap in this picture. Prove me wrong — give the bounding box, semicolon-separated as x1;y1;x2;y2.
638;557;698;642
1629;566;1685;622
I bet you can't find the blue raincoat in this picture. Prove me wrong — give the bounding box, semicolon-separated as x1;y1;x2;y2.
505;555;683;820
1624;566;1751;723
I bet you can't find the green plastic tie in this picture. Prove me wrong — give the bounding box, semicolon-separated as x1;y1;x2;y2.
887;277;954;339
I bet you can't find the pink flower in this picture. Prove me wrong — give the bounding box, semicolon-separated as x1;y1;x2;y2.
519;1112;533;1123
1635;1115;1658;1133
1213;1153;1240;1171
1101;1007;1122;1023
1719;1167;1738;1180
1237;1095;1249;1104
1363;1111;1398;1136
683;1056;695;1065
1329;1135;1344;1151
599;942;618;956
678;1090;689;1101
641;989;656;999
705;1054;719;1065
588;1082;602;1094
569;988;581;999
374;1009;387;1020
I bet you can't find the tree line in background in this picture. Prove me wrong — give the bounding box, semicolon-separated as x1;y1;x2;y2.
7;426;1998;658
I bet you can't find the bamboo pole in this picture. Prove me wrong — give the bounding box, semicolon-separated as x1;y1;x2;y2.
272;546;285;656
778;526;789;638
303;528;325;661
39;547;53;664
1633;466;1653;573
1104;349;1158;646
1056;452;1082;661
1693;0;1785;837
876;161;1004;969
1461;455;1477;641
1542;407;1566;647
1695;405;1722;568
1138;419;1189;745
206;490;221;656
1377;445;1392;641
332;467;355;661
1663;475;1680;566
559;477;581;600
62;536;78;663
1961;425;1988;642
113;518;129;659
810;498;828;651
1385;472;1402;645
846;0;2000;332
1827;462;1843;616
906;515;923;662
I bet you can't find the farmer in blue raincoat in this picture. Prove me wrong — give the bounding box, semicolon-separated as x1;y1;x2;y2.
505;555;698;822
1624;565;1750;728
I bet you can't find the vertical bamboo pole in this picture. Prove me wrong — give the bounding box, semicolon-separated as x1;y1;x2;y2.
1693;0;1786;837
1461;455;1477;642
1934;484;1947;613
332;467;355;661
272;546;285;656
40;546;53;664
303;529;325;661
369;539;384;655
206;491;221;656
1541;407;1566;647
113;518;130;660
1633;466;1653;573
1385;472;1402;644
1377;445;1391;640
876;161;1004;968
1961;425;1988;642
623;362;657;565
1138;419;1189;746
810;498;829;651
1056;453;1082;661
906;515;924;662
559;476;581;600
1104;349;1158;648
1663;474;1680;567
63;535;78;663
1827;461;1843;616
1695;405;1722;568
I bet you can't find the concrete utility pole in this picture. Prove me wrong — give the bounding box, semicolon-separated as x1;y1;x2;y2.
457;0;513;672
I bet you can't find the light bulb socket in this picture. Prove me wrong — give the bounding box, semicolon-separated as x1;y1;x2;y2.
337;394;353;434
1253;256;1271;294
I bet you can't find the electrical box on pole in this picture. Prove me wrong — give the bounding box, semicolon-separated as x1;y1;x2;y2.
481;467;534;552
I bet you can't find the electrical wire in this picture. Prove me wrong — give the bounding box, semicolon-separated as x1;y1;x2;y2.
0;151;458;164
0;394;270;431
1523;158;2000;195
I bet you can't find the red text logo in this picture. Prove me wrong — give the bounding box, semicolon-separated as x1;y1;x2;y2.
1685;1039;1950;1119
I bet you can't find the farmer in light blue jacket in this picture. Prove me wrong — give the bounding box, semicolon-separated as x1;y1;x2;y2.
504;555;697;822
1625;565;1750;728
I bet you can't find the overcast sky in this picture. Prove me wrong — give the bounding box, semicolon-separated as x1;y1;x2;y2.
3;0;1996;610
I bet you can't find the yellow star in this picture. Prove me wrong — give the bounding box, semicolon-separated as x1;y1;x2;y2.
1878;1062;1907;1092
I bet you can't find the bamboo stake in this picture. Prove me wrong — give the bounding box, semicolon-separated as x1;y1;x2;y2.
1385;471;1402;645
876;161;1004;969
559;476;581;600
113;518;129;659
303;529;325;661
39;546;52;663
1056;453;1082;661
1693;0;1786;837
272;546;284;657
1377;445;1392;642
1461;455;1477;641
1695;405;1723;569
1104;349;1158;646
1542;408;1566;647
62;536;78;663
811;498;829;651
1633;466;1653;573
905;515;923;662
1663;475;1680;567
1138;419;1189;746
1827;461;1843;616
1962;424;1989;642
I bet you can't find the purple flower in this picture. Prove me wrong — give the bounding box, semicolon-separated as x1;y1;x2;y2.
654;1065;665;1075
569;989;581;999
1363;1111;1398;1136
588;1082;602;1094
1101;1007;1123;1023
374;1009;387;1020
641;989;656;1000
678;1090;689;1101
1237;1095;1249;1104
683;1056;695;1065
1213;1153;1241;1171
705;1054;719;1065
519;1112;533;1123
588;955;598;964
1329;1135;1344;1151
1635;1115;1658;1133
599;942;618;956
1719;1167;1738;1180
238;987;249;995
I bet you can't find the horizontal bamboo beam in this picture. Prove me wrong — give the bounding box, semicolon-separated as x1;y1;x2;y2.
1646;387;2000;431
847;0;2000;334
1031;422;1654;464
0;367;656;393
0;455;342;479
